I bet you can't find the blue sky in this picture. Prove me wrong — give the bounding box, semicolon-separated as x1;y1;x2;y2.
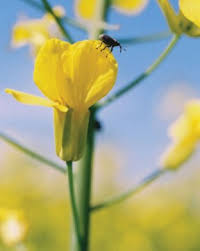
1;0;200;179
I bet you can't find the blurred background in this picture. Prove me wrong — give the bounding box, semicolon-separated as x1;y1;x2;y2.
1;0;200;250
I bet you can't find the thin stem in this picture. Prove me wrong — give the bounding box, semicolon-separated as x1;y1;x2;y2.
0;132;65;173
118;30;171;45
97;34;180;110
41;0;74;43
91;169;167;212
66;161;83;248
20;0;43;10
63;16;87;32
19;0;87;32
70;1;111;250
71;109;96;251
70;1;110;250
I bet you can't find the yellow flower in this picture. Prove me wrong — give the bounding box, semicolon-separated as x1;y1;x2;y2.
12;6;65;56
157;0;200;37
0;209;27;246
179;0;200;28
75;0;148;19
6;38;118;161
161;100;200;169
113;0;148;15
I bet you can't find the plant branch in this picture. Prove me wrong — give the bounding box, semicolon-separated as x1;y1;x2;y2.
19;0;87;33
41;0;74;43
0;132;65;173
20;0;43;10
97;34;180;110
118;30;171;45
67;161;83;248
63;16;87;32
70;108;96;251
91;169;167;212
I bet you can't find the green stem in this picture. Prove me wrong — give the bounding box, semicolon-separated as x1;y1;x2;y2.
118;30;171;45
20;0;87;32
0;132;65;173
71;109;96;251
66;161;83;248
69;1;110;250
63;16;87;32
91;169;166;212
41;0;74;43
20;0;43;10
97;34;180;110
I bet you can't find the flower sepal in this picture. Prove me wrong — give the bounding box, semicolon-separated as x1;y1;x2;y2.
157;0;200;37
54;108;90;161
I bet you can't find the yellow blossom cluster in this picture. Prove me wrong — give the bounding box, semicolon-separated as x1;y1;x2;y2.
0;209;27;246
161;100;200;169
76;0;148;19
12;6;65;56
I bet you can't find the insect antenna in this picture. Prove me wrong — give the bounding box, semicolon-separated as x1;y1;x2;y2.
119;44;126;53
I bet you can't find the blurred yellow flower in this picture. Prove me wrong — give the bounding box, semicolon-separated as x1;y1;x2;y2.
161;100;200;169
113;0;148;15
0;209;27;247
12;6;65;56
179;0;200;28
6;38;118;161
76;0;148;19
157;0;200;37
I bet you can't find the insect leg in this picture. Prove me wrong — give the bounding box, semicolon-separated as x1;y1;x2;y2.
101;45;109;51
96;42;103;50
119;44;122;53
106;46;113;57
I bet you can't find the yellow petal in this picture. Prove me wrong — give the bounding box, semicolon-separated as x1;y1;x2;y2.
161;136;196;169
179;0;200;28
34;39;117;110
12;19;50;48
169;115;190;141
169;100;200;141
12;9;65;56
161;99;200;169
34;38;70;104
85;68;117;107
113;0;148;15
12;23;31;47
5;89;67;112
76;0;148;18
62;40;118;108
185;100;200;122
54;108;90;161
75;0;96;19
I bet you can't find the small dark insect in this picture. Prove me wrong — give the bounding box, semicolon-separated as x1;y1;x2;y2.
97;34;123;53
94;119;102;132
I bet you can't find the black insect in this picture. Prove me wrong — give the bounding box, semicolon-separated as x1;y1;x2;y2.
97;34;123;53
94;119;102;132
